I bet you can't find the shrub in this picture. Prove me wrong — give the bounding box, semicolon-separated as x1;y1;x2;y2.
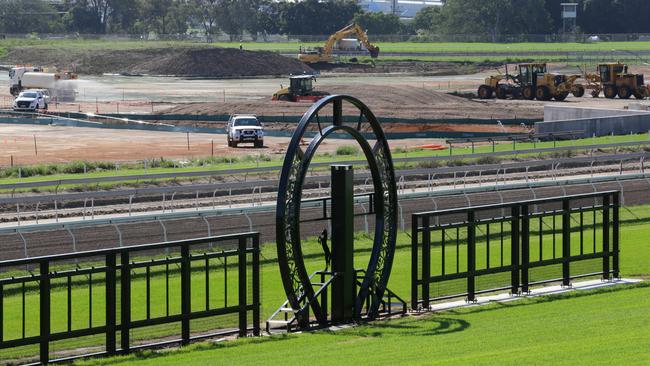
336;146;359;156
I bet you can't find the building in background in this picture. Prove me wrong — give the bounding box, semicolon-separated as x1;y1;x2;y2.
359;0;443;19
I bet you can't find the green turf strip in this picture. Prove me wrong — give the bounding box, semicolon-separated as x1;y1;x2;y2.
77;283;650;366
1;210;649;362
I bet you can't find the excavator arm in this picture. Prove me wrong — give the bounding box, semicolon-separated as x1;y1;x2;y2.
322;23;380;58
300;23;379;63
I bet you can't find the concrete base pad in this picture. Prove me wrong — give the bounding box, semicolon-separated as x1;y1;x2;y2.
427;278;642;312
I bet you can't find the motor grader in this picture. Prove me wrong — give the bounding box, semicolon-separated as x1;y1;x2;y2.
581;63;649;99
478;63;584;101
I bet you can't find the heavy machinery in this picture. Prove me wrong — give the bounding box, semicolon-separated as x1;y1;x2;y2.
298;23;379;64
272;75;330;102
9;66;78;102
581;63;649;99
478;63;584;101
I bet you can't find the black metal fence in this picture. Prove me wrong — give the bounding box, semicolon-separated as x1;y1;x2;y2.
411;191;620;310
0;233;260;365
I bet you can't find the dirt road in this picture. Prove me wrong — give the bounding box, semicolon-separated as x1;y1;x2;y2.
0;123;455;165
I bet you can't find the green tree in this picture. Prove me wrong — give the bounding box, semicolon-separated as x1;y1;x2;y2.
0;0;65;34
191;0;223;41
414;0;552;41
142;0;188;35
413;5;441;32
108;0;143;33
353;12;402;35
579;0;625;34
281;0;360;35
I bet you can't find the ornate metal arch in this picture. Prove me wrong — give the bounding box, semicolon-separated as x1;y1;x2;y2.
276;95;398;324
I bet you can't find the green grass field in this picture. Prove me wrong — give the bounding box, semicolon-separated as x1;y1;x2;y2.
2;39;649;64
1;205;649;362
3;39;650;54
76;282;650;366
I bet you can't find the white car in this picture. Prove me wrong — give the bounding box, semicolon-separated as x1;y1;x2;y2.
13;90;49;112
226;114;264;148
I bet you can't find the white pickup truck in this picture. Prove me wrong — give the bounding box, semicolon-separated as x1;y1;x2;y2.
12;89;50;112
226;114;264;148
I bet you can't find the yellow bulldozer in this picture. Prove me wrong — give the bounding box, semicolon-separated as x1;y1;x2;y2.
478;63;584;101
581;63;649;99
298;23;379;64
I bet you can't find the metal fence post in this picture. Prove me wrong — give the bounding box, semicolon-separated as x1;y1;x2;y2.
120;251;130;353
39;261;50;365
612;192;620;278
106;253;117;356
562;199;571;286
252;234;260;336
181;244;191;345
467;210;476;302
238;237;248;337
602;194;611;280
510;206;520;295
422;215;431;309
521;205;530;293
411;215;419;310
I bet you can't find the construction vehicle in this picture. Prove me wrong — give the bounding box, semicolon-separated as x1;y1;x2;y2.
478;63;584;101
581;63;649;99
272;75;330;102
298;23;379;64
9;66;78;102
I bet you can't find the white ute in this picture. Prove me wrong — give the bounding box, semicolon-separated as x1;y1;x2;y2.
226;114;264;148
13;89;50;112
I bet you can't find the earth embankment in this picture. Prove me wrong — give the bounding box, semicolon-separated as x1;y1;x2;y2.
1;46;314;77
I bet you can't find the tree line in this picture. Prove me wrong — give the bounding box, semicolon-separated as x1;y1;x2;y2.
1;0;649;39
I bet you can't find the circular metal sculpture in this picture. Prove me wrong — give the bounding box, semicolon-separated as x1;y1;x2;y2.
276;95;397;325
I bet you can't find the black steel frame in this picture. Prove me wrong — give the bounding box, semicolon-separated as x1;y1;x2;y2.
0;233;260;365
276;95;398;325
411;191;620;310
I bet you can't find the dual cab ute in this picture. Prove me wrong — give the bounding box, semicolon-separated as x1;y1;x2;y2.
226;114;264;148
13;89;49;112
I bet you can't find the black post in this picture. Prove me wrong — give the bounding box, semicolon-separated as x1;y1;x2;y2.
602;195;611;280
510;206;520;295
612;192;620;278
562;199;571;286
421;216;431;309
181;244;191;344
120;252;130;353
411;215;419;310
39;261;50;365
330;164;354;323
521;205;530;293
252;235;260;336
106;253;117;356
467;210;476;302
238;237;248;337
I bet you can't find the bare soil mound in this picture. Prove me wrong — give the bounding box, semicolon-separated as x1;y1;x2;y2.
163;83;542;124
1;46;313;77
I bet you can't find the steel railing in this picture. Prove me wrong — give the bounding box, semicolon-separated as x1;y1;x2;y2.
0;233;260;365
411;191;620;310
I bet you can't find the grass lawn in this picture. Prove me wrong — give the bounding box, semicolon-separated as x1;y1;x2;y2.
76;282;650;366
3;39;650;54
1;205;649;362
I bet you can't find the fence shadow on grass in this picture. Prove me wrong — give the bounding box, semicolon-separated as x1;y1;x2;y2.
339;316;470;339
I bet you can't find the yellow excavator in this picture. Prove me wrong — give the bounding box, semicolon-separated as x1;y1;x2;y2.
298;23;380;64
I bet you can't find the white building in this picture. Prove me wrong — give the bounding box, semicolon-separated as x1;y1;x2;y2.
359;0;443;18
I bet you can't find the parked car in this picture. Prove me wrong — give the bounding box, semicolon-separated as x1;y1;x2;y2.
12;89;49;112
226;114;264;147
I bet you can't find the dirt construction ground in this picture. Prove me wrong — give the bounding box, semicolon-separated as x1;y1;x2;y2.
0;123;451;166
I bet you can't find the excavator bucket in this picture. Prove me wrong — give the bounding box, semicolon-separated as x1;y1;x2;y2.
368;46;380;58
